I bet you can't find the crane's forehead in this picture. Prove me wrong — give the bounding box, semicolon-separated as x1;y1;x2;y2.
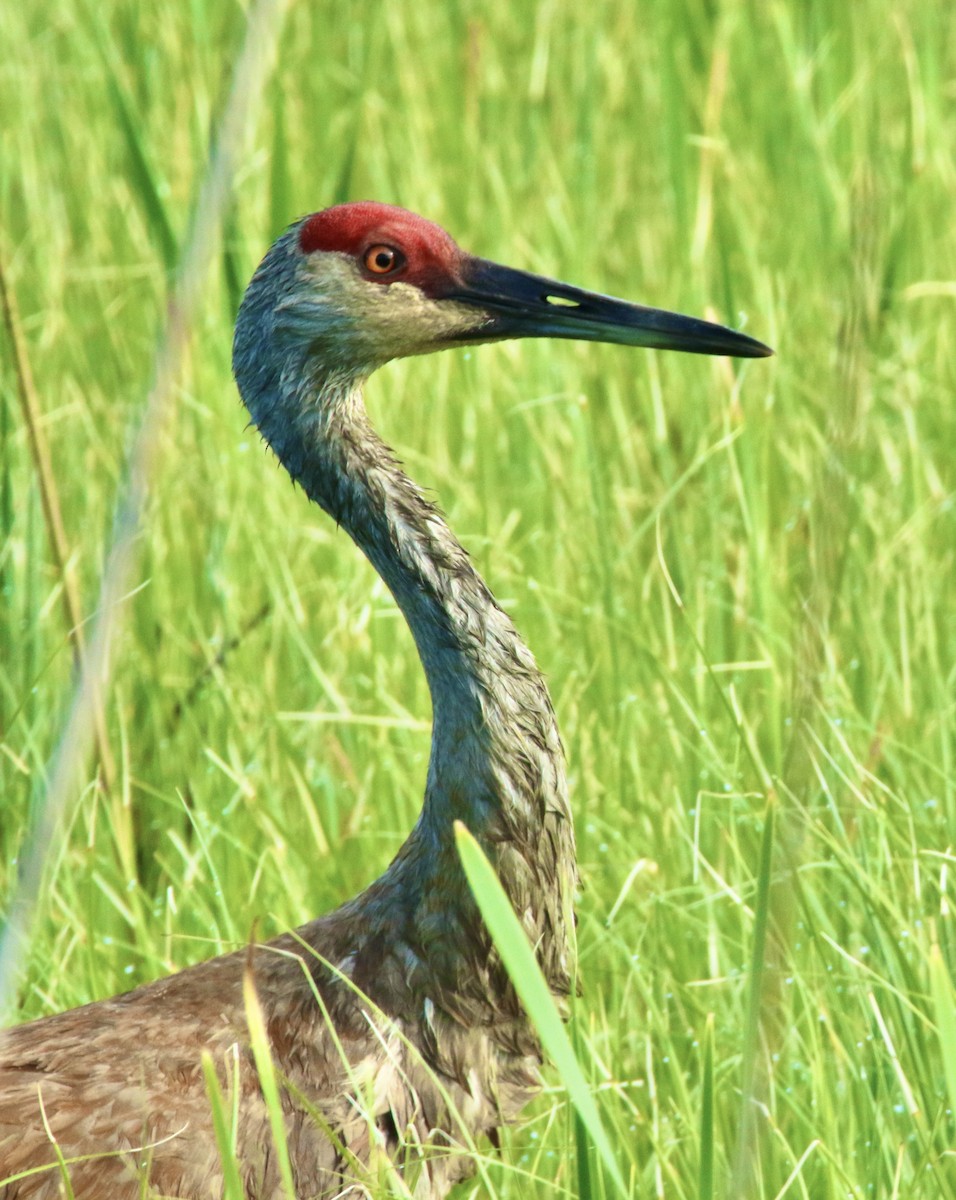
298;203;462;269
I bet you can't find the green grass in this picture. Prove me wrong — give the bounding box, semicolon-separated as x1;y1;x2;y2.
2;0;956;1196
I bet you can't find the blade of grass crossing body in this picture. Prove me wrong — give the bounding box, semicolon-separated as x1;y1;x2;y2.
201;1048;246;1200
454;821;627;1198
243;955;297;1200
36;1091;77;1200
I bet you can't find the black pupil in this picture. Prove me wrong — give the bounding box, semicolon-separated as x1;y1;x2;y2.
374;250;393;270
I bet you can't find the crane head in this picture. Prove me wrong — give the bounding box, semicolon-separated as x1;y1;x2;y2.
234;201;771;415
278;201;771;370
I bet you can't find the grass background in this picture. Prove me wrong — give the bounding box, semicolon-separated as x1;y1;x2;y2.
2;0;956;1196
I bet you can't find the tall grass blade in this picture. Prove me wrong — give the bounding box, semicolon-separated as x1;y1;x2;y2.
454;821;627;1197
731;794;776;1196
0;252;115;790
243;955;297;1199
574;1106;593;1200
572;1010;595;1199
698;1012;715;1200
269;85;291;241
929;944;956;1123
85;11;179;273
201;1049;246;1200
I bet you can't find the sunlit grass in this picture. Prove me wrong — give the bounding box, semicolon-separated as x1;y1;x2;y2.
2;0;956;1196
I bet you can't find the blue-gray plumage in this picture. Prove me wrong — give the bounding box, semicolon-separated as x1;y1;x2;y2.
0;202;770;1198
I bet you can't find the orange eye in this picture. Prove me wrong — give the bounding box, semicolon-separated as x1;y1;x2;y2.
364;245;404;275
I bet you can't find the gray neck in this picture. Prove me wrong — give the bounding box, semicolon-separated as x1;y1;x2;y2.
234;291;575;992
274;367;570;845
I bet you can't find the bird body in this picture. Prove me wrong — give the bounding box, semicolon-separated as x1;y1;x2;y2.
0;204;769;1198
0;917;541;1197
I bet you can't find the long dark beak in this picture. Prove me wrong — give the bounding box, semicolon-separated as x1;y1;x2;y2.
447;257;772;358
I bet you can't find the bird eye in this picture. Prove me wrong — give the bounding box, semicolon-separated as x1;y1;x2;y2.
364;245;405;276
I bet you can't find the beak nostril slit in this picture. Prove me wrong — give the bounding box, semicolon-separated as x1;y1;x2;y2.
544;294;581;308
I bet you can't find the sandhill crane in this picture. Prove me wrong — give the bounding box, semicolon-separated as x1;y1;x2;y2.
0;203;770;1198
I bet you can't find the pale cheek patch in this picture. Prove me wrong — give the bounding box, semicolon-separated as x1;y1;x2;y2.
295;257;483;358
